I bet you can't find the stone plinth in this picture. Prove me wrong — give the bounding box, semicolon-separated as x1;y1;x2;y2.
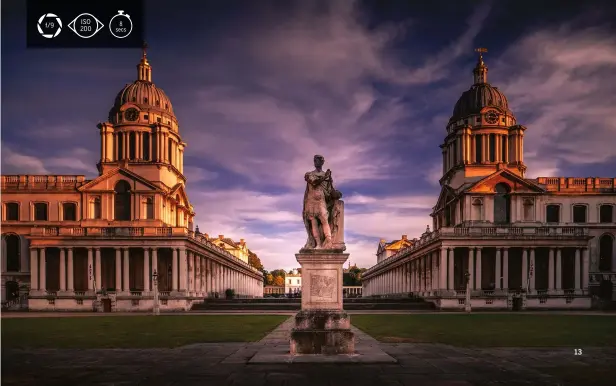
290;251;354;355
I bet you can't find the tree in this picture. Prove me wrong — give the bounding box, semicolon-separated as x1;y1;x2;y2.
273;275;285;286
270;269;286;279
248;250;264;271
266;273;274;285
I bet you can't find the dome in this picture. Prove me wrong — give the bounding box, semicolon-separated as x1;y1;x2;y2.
107;45;177;124
108;80;175;120
451;83;511;121
449;52;514;123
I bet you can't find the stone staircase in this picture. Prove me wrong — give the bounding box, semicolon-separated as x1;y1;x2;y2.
191;296;435;311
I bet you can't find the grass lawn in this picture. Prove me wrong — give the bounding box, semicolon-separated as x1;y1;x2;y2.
542;364;616;386
352;314;616;347
1;315;288;349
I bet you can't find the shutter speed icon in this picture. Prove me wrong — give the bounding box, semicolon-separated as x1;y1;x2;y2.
109;11;133;39
68;13;104;39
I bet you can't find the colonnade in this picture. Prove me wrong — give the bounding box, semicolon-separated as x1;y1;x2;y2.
363;246;589;297
29;246;263;298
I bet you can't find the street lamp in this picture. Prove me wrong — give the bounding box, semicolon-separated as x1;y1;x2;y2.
152;269;160;316
464;270;472;313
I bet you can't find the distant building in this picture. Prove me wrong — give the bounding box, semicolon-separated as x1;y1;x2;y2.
376;235;414;263
362;52;616;309
0;48;264;311
285;269;302;294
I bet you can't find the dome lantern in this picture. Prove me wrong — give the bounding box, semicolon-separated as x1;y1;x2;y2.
473;47;488;84
137;41;152;82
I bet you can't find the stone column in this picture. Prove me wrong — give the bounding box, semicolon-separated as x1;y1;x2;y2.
495;248;501;289
30;249;39;290
574;248;581;291
87;248;94;291
582;248;589;291
548;247;555;291
556;248;562;291
521;248;528;290
172;248;178;291
144;248;150;292
67;248;74;291
529;247;536;291
502;248;509;289
439;248;447;291
59;248;66;291
115;248;122;291
475;247;482;290
123;248;130;292
195;255;201;295
95;248;102;290
468;249;475;290
39;248;47;291
151;248;158;287
447;248;454;290
186;251;192;292
179;248;187;292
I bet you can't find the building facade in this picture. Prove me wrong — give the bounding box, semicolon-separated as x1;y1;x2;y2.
362;53;616;309
285;269;302;294
376;235;413;263
1;49;264;311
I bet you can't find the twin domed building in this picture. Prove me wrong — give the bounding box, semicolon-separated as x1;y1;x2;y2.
363;52;616;309
1;48;264;311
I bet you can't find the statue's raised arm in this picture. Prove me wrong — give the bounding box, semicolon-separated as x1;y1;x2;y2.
301;155;346;252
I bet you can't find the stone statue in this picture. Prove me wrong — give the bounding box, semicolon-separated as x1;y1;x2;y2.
302;155;345;251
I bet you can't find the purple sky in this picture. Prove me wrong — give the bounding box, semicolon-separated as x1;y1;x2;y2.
2;0;616;271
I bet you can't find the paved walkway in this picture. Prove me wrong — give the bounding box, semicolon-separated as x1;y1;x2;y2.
3;315;615;385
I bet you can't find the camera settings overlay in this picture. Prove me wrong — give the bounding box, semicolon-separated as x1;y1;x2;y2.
27;0;144;48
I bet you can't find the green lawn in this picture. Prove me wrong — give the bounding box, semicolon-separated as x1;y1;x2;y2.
352;314;616;347
1;315;288;349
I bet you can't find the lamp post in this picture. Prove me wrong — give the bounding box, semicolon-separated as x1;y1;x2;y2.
152;269;160;316
464;270;471;313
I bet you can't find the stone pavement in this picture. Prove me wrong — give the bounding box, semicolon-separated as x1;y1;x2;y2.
3;316;615;386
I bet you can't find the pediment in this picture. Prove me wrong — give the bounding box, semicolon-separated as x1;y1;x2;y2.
467;169;546;194
385;239;412;251
169;183;191;207
434;185;456;211
78;167;162;193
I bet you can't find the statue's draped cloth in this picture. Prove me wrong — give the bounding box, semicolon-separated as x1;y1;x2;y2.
302;169;345;251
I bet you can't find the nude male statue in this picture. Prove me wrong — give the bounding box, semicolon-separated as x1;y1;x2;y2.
302;155;342;250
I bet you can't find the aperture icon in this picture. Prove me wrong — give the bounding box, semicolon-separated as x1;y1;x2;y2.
68;13;104;39
37;13;62;38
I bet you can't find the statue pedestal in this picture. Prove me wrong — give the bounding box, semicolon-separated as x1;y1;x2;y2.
290;251;355;355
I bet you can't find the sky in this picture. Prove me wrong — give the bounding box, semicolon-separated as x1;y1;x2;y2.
2;0;616;271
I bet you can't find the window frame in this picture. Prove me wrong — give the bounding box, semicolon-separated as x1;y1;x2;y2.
545;204;561;224
32;201;49;221
3;202;20;221
571;204;588;224
599;204;614;224
61;201;79;221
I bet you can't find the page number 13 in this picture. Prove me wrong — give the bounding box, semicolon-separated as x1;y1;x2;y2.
574;349;583;355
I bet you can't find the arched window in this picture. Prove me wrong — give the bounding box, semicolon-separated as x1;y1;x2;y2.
5;203;19;221
92;197;101;219
493;183;511;224
114;180;132;221
5;234;21;272
145;197;154;219
63;202;77;221
546;205;560;223
599;234;613;272
599;205;614;223
34;202;48;221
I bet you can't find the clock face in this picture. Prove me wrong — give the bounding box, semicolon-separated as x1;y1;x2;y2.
124;108;139;121
485;110;498;124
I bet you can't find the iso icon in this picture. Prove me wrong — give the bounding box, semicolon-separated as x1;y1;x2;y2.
37;13;62;39
68;13;104;39
109;10;133;39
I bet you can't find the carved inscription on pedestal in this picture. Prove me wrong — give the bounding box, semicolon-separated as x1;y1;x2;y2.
310;274;336;300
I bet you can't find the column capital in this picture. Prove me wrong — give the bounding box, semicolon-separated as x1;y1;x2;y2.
94;247;101;251
475;247;483;250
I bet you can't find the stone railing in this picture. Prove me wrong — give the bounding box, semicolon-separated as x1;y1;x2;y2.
364;225;589;276
30;226;262;276
536;176;615;192
1;175;87;190
589;272;616;285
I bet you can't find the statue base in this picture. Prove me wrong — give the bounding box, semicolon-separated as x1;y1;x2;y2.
290;251;354;355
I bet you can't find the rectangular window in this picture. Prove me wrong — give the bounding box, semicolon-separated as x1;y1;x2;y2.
93;198;102;219
34;203;48;221
599;205;614;223
145;197;154;219
143;132;150;161
501;136;507;163
63;202;77;221
489;134;496;162
572;205;587;223
168;138;173;163
5;203;19;220
475;135;482;163
546;205;560;223
129;132;136;160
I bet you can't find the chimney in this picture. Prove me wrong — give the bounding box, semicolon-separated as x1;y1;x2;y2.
401;235;407;240
218;234;224;239
240;238;245;244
